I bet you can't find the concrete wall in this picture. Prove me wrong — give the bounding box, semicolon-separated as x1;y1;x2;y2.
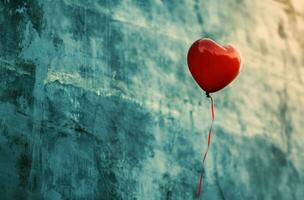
0;0;304;199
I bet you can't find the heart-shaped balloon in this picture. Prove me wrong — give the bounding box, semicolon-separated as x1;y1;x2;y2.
187;38;242;93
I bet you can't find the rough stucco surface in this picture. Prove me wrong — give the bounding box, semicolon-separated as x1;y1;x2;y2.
1;0;304;199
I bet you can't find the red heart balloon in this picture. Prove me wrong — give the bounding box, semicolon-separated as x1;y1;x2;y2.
187;38;242;93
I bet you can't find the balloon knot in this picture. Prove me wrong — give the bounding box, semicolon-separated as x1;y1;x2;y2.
206;92;210;98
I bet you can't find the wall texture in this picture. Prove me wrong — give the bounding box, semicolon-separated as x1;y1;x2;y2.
1;0;304;199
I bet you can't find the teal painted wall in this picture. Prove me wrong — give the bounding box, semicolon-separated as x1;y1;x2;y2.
1;0;304;199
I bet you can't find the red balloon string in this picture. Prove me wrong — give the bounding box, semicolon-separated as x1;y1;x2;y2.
197;96;214;197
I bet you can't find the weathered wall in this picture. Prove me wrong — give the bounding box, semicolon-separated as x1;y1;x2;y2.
0;0;304;199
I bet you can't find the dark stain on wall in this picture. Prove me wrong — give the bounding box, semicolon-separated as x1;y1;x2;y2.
0;0;43;56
